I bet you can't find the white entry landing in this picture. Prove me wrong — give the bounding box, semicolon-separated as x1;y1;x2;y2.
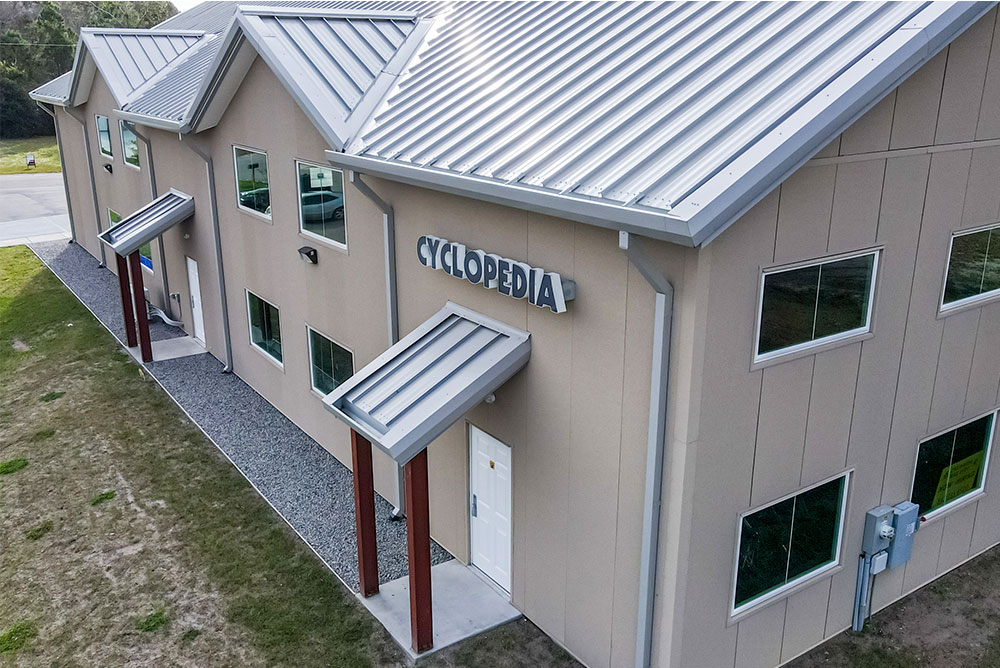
127;335;206;363
360;560;521;661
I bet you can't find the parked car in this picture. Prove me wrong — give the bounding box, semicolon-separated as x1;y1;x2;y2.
301;191;344;222
239;187;270;211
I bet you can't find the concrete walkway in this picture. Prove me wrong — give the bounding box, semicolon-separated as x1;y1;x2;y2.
0;173;71;247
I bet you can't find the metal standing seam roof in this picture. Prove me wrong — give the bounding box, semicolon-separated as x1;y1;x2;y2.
30;71;73;104
324;302;530;464
98;189;195;257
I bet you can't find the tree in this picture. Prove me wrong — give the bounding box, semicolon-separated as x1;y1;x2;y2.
84;2;176;30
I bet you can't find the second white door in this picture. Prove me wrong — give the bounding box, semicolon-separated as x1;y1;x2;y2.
185;256;205;343
469;425;512;593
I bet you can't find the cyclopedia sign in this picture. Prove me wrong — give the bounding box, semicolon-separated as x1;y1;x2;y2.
416;235;576;314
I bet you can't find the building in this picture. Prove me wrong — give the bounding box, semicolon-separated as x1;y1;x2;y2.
30;2;1000;667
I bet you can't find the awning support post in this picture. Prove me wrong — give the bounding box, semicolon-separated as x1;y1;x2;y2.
405;449;433;653
115;253;138;348
351;429;380;597
128;251;153;363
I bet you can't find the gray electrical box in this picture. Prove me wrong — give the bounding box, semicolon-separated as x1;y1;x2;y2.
862;505;894;555
887;501;920;570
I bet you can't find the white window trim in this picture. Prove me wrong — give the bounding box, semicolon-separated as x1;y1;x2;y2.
233;145;272;221
909;409;997;522
305;324;354;398
753;249;880;364
730;471;851;618
118;120;141;170
939;223;1000;314
296;159;348;250
95;114;113;159
245;289;283;368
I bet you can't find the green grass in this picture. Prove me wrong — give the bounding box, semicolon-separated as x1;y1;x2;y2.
0;136;60;175
39;391;64;402
90;490;115;506
25;520;53;541
137;609;169;632
30;427;55;442
0;621;38;653
0;458;28;474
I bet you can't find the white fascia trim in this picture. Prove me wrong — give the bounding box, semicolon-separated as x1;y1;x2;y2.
326;151;695;246
113;108;185;132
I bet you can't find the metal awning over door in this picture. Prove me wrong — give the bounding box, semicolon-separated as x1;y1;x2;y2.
98;188;194;256
324;302;530;465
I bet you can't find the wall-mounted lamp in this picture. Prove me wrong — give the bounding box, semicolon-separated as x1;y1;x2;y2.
298;246;318;264
103;163;113;174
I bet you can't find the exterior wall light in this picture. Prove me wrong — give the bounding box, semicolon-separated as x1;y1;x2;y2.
103;163;113;174
298;246;318;264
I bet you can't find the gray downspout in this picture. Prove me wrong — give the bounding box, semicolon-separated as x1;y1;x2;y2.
181;135;233;373
35;102;77;244
347;170;405;518
620;231;673;668
64;106;107;267
125;121;172;319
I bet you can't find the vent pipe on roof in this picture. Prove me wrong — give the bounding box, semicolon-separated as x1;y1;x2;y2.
64;105;107;267
620;231;673;668
35;101;77;245
347;169;405;519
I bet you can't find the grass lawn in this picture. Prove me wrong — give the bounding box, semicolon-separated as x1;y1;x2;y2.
0;137;61;175
0;246;579;667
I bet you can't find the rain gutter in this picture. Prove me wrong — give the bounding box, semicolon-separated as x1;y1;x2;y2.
35;101;77;244
619;231;673;668
64;105;107;266
180;135;233;373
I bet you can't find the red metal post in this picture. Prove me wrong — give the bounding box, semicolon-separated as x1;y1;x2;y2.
115;253;138;348
128;251;153;363
351;429;380;597
405;449;433;653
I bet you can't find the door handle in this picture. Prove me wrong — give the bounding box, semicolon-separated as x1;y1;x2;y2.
471;494;477;517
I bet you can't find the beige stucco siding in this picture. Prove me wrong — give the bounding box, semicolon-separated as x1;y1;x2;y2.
667;9;1000;668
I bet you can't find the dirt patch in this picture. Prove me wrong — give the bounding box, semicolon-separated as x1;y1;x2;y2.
11;339;30;352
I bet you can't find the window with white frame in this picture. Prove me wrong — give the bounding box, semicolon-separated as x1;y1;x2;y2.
96;115;113;157
233;146;270;217
911;412;995;518
733;473;849;614
942;224;1000;310
247;291;282;363
307;327;353;395
297;161;346;247
119;120;140;168
756;251;878;361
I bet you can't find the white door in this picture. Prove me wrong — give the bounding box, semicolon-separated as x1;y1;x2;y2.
469;425;512;593
185;257;205;343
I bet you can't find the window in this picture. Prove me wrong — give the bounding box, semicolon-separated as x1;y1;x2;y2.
109;209;152;270
911;413;995;518
297;161;346;246
733;474;849;614
756;251;878;361
119;120;140;168
942;225;1000;310
233;146;270;217
96;115;112;157
307;328;353;395
246;291;282;363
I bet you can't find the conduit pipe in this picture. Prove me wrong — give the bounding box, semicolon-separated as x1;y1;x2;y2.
619;231;673;668
181;135;233;373
35;102;77;244
64;106;107;266
125;120;172;319
347;170;405;518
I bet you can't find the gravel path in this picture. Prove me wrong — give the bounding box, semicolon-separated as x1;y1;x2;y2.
28;239;452;591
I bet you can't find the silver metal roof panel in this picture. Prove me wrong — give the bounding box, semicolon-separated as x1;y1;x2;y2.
324;302;530;464
30;72;72;104
98;189;195;257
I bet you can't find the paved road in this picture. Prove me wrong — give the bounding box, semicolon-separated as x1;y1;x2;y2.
0;172;71;247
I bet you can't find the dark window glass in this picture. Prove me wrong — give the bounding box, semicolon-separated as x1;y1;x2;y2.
309;329;353;395
120;121;140;167
944;229;1000;306
911;414;994;515
247;292;281;362
96;115;112;156
298;162;346;245
735;476;846;609
758;254;876;357
234;147;270;216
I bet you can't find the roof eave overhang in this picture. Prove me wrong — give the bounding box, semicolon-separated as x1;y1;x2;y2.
326;151;695;246
114;108;185;132
29;92;68;106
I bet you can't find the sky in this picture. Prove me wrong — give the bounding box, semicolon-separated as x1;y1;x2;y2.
170;0;203;13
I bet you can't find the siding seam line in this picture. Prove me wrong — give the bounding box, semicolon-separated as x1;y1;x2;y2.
826;164;838;254
842;344;863;471
925;320;948;435
799;356;817;487
872;159;888;244
974;8;999;139
962;310;984;417
932;45;952;145
807;137;1000;167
